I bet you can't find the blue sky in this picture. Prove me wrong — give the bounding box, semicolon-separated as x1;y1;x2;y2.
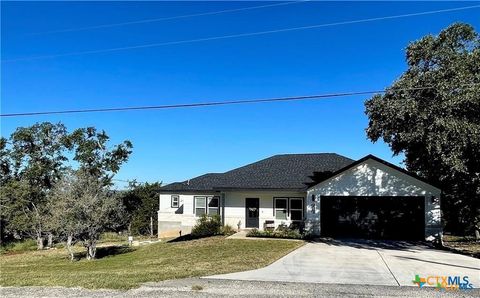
2;1;479;188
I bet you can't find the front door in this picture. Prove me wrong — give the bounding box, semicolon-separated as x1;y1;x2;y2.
245;198;259;228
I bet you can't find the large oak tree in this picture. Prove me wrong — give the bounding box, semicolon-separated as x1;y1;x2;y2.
0;123;70;248
1;122;133;248
365;23;479;237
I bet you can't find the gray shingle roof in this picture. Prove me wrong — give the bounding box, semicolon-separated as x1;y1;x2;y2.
160;153;354;192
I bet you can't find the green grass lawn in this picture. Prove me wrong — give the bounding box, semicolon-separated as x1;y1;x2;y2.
0;236;303;290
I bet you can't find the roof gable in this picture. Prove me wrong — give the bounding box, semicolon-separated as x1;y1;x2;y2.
307;154;441;192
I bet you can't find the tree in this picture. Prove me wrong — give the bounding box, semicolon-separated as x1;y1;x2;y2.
0;179;31;244
0;137;12;185
69;127;133;185
1;122;133;248
47;170;125;260
121;181;161;236
0;137;13;244
365;23;480;237
1;123;70;249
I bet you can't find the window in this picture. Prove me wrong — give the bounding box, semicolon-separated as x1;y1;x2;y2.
171;195;179;208
274;197;304;221
289;198;303;221
195;197;206;216
274;198;287;220
194;196;220;217
208;197;219;215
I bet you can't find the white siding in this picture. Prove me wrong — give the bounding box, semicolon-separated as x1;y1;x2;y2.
222;191;305;229
158;191;306;236
158;193;218;238
306;158;442;239
159;194;198;214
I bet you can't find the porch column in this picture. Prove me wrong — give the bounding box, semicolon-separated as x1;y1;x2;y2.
221;193;226;225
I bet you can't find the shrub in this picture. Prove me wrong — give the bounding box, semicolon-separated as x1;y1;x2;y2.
191;214;222;237
220;224;237;236
246;225;307;239
247;228;269;237
0;239;37;254
100;232;126;243
191;285;204;291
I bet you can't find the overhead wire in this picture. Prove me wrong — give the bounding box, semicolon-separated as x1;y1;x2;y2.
4;4;479;62
2;83;478;118
30;1;311;35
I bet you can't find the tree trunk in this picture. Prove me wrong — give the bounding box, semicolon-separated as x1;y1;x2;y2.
36;233;44;250
47;233;53;248
0;218;4;246
475;219;480;242
66;235;75;261
13;231;21;240
86;240;97;260
475;213;480;242
150;217;153;238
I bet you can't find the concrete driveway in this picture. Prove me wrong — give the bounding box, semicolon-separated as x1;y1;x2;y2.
207;239;480;287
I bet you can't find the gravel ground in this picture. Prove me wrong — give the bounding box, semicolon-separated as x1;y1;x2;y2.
1;278;479;297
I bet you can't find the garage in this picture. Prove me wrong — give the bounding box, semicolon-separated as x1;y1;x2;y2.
320;196;425;240
306;155;441;240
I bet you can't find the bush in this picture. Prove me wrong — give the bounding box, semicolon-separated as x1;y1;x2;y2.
100;232;126;243
191;214;222;237
246;228;267;238
0;239;37;254
220;224;237;236
247;224;312;240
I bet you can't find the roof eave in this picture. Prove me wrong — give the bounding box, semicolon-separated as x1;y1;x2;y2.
158;189;222;194
158;187;308;193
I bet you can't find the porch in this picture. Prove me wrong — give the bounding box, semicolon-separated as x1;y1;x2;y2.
221;191;306;231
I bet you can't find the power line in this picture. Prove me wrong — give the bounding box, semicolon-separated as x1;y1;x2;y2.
31;1;310;35
0;90;384;118
2;84;478;118
4;4;479;62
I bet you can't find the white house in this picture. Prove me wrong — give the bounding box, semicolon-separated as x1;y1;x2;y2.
158;153;442;240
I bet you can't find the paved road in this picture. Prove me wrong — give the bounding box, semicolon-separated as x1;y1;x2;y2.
207;239;480;287
2;278;480;297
